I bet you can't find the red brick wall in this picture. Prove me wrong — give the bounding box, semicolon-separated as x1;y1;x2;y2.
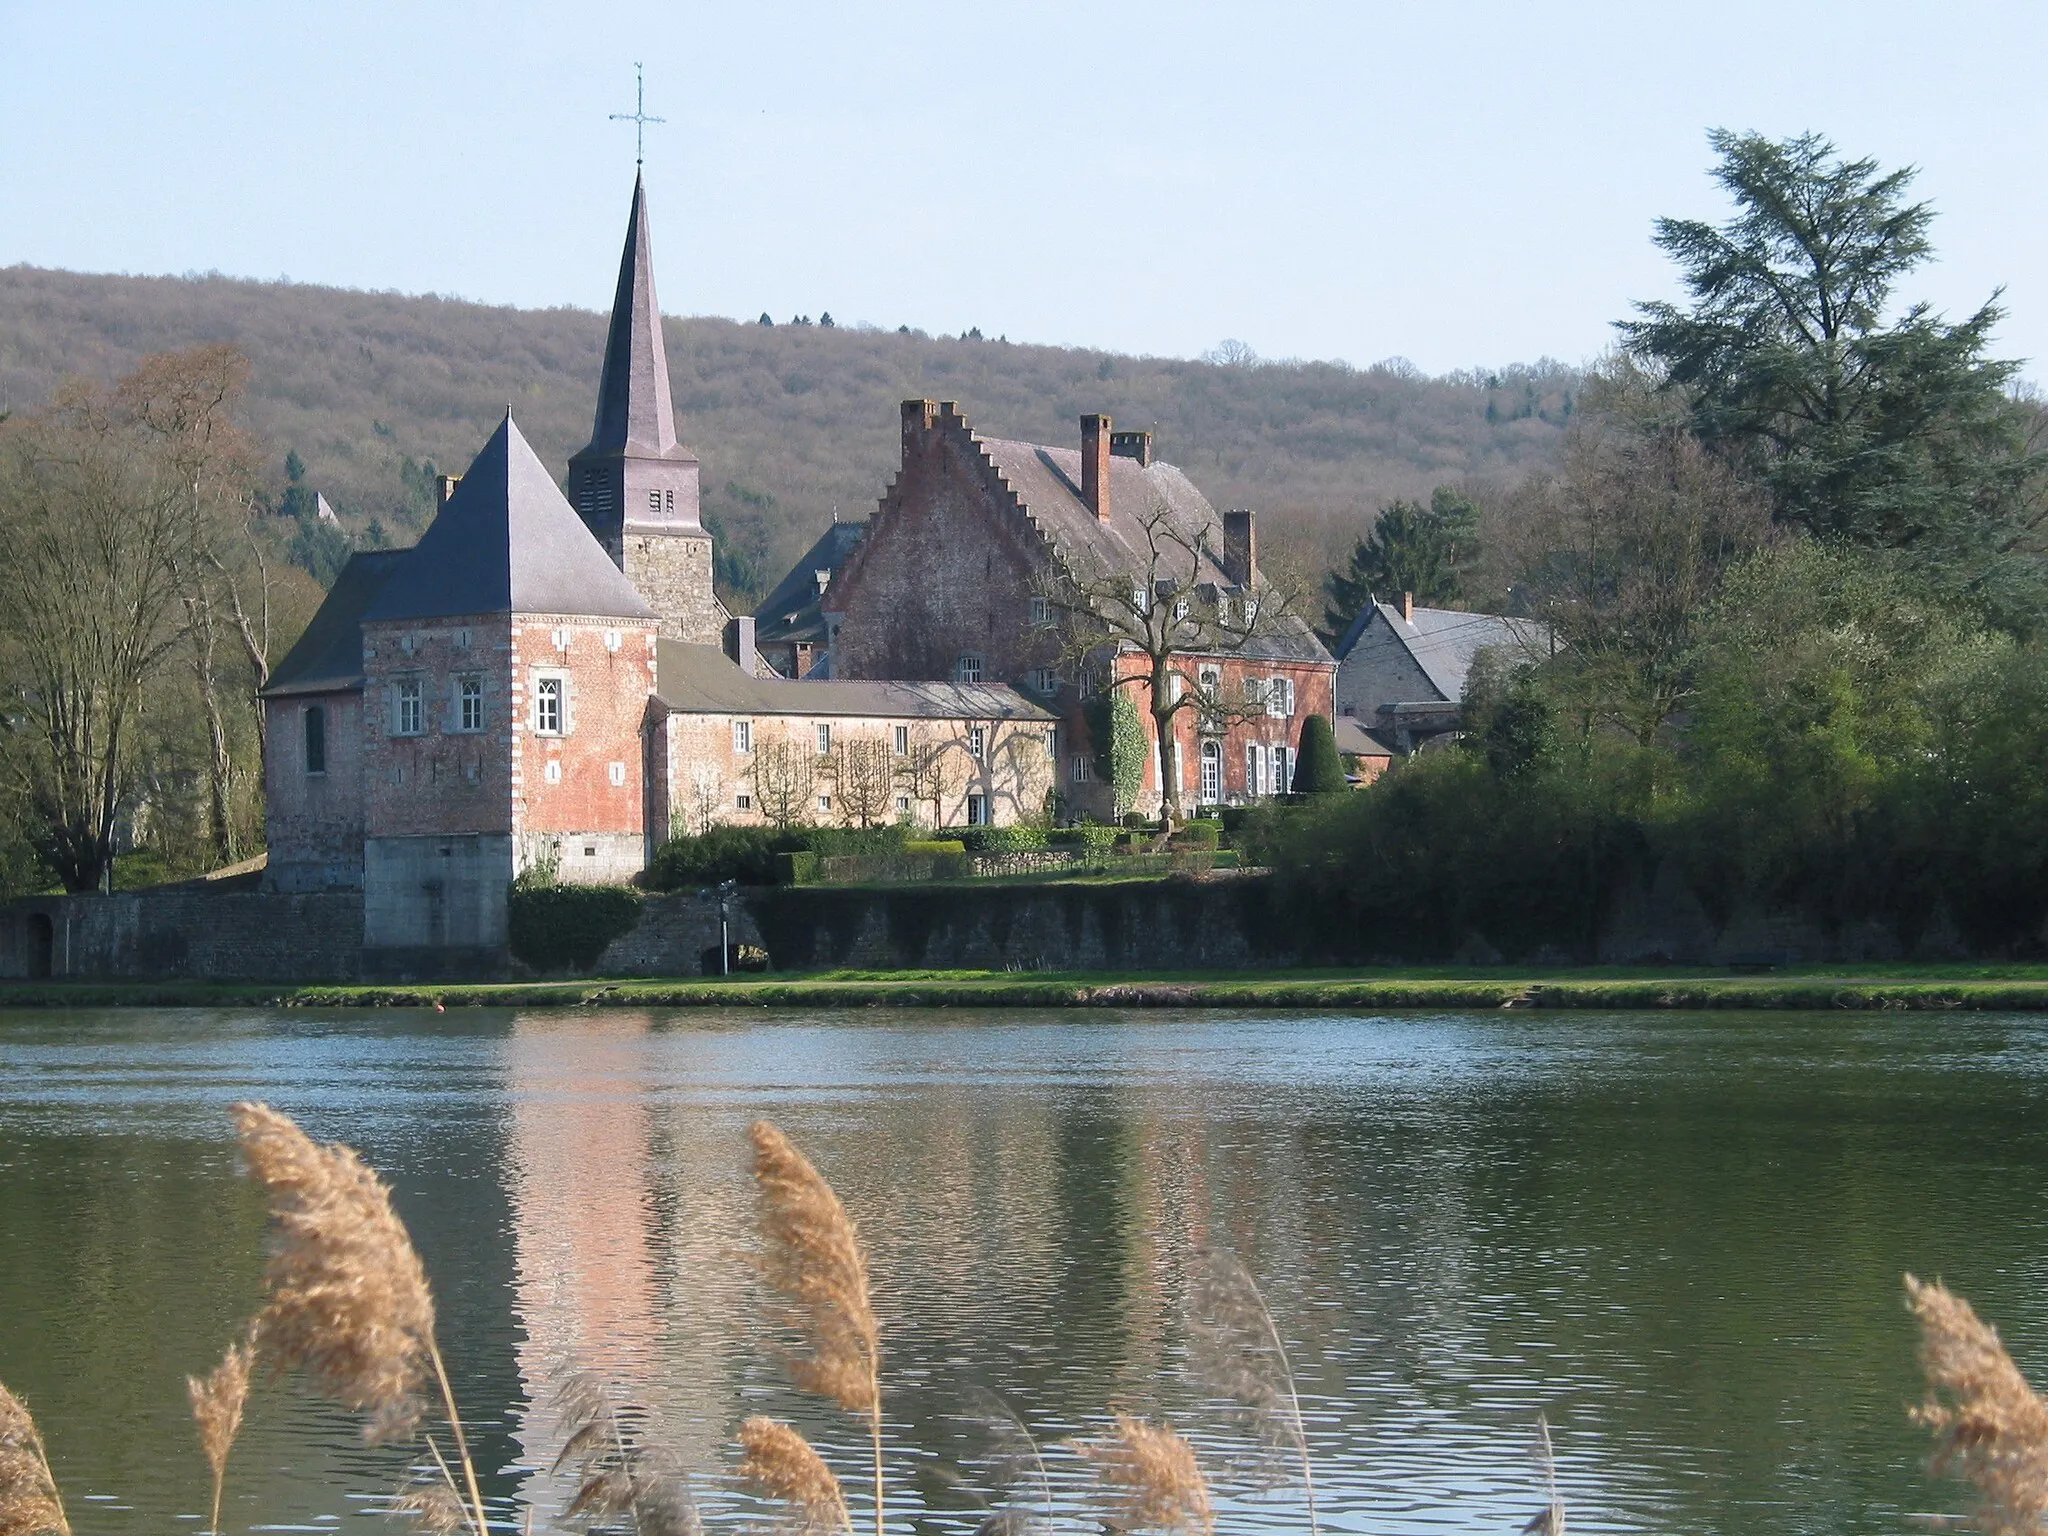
361;615;516;839
508;617;658;839
1116;650;1337;809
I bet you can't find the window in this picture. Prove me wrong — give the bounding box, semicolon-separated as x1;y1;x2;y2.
736;790;753;811
1044;728;1059;760
967;793;989;826
956;652;983;684
1200;739;1221;804
1168;673;1185;704
1243;676;1265;708
1274;746;1293;795
968;725;987;761
1199;666;1220;700
1029;595;1050;626
544;760;562;784
393;678;423;736
456;628;471;650
1247;742;1263;797
734;719;753;754
895;795;911;816
1073;754;1092;783
817;793;833;813
608;761;627;787
1173;598;1190;622
893;724;909;756
456;675;484;733
665;488;675;515
1131;586;1150;615
534;676;564;735
603;628;622;653
1027;667;1057;695
816;723;832;755
304;706;326;774
551;628;570;652
1267;677;1295;718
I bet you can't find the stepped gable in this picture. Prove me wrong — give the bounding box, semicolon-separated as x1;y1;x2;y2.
363;413;654;623
260;549;409;696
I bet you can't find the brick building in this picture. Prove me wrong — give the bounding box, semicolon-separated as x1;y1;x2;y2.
823;401;1336;817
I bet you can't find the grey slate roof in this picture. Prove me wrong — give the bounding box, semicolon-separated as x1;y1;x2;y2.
655;641;1054;721
754;520;867;646
363;414;655;623
1337;601;1553;701
1334;716;1397;759
261;549;408;697
575;173;691;464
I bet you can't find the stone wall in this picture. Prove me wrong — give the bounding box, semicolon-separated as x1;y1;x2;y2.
0;892;364;982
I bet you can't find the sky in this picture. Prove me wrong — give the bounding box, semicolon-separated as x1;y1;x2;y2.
3;1;2044;379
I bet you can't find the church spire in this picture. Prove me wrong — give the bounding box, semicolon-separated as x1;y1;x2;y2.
584;172;680;459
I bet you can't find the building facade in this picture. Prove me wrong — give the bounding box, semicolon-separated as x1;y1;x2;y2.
1333;596;1552;754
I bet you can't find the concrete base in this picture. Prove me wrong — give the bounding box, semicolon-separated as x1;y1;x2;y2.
364;834;512;949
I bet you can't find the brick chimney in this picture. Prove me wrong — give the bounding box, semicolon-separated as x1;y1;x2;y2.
1081;414;1112;522
728;615;758;676
1110;429;1153;466
902;398;939;452
1221;509;1258;587
1402;591;1414;622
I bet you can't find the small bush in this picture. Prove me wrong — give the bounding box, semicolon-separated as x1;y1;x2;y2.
779;851;822;886
905;839;968;856
1175;820;1221;848
647;825;800;889
961;825;1049;853
509;884;644;973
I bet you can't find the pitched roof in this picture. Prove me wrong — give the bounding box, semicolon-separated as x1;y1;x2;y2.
362;414;655;623
261;549;409;697
754;520;867;646
654;641;1054;721
575;173;691;464
1337;601;1552;701
1333;716;1398;759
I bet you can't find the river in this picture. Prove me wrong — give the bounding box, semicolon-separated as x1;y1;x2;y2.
2;1006;2044;1535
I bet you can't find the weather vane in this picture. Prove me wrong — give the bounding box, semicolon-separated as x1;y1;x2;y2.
610;62;665;167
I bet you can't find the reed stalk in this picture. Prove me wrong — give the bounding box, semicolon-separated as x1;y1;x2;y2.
550;1367;700;1536
747;1121;883;1536
738;1417;851;1536
232;1102;490;1536
1906;1273;2048;1535
1521;1414;1564;1535
1071;1415;1212;1536
187;1334;253;1534
0;1384;69;1536
1185;1247;1315;1535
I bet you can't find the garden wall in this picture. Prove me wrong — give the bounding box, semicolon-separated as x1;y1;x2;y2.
0;892;366;982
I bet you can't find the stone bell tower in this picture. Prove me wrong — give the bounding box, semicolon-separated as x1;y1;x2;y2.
566;173;726;643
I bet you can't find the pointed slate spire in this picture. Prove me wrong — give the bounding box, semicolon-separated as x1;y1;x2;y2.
587;171;678;457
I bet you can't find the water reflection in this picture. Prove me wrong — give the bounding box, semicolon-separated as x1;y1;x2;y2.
3;1009;2047;1534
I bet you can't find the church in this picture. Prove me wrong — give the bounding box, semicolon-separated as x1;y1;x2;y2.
257;176;1057;954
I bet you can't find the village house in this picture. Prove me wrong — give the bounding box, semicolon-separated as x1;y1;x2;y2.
751;520;865;679
822;401;1335;816
1332;594;1552;754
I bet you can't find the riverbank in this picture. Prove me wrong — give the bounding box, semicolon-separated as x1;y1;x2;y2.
8;963;2048;1010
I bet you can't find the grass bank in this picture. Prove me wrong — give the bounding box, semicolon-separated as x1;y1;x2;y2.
10;963;2048;1011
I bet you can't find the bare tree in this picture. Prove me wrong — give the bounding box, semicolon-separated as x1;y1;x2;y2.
897;724;955;829
749;737;815;829
1040;498;1301;829
831;736;895;827
686;760;724;835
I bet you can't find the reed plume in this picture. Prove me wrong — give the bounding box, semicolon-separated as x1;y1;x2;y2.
1071;1415;1213;1536
955;1387;1052;1536
187;1334;253;1534
1906;1273;2048;1535
550;1368;700;1536
1184;1246;1315;1534
0;1384;69;1536
748;1121;882;1536
737;1417;851;1536
393;1479;470;1535
232;1102;488;1536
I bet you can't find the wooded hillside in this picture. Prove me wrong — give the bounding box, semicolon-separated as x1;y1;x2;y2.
0;264;1578;602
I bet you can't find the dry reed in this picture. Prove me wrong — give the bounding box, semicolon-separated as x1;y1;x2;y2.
1184;1247;1315;1534
1907;1273;2048;1535
748;1121;882;1536
0;1384;69;1536
1520;1414;1564;1535
232;1102;488;1536
187;1335;253;1534
737;1417;851;1536
957;1387;1052;1536
393;1479;470;1535
550;1368;700;1536
1071;1415;1213;1536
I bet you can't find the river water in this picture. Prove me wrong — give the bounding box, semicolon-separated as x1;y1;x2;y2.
2;1007;2044;1535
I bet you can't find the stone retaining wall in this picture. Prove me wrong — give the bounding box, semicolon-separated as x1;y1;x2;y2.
0;892;365;982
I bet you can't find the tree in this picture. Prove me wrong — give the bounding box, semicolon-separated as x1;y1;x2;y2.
749;738;815;829
1291;713;1347;794
1321;486;1479;643
829;735;894;827
1041;496;1302;828
897;724;955;828
1619;130;2042;577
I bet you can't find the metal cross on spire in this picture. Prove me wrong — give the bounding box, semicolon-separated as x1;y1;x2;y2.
610;62;665;166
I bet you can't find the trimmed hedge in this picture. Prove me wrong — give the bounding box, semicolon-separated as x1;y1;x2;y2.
961;825;1049;853
509;884;645;973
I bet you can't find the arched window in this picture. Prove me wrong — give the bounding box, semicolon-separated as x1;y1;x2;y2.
304;706;327;775
1200;739;1221;804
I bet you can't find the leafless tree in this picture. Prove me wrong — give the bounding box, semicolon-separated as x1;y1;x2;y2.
897;724;955;829
1039;497;1302;828
830;735;895;827
749;737;815;829
686;760;724;835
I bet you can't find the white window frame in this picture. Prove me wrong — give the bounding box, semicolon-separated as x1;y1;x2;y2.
1275;745;1293;795
733;719;753;754
392;677;424;737
893;724;909;756
1199;666;1221;701
1266;676;1290;718
1200;739;1221;804
532;673;567;736
956;652;983;684
1045;727;1059;761
1243;675;1265;709
1073;754;1092;783
966;792;989;826
817;792;833;813
736;790;753;811
455;674;485;734
816;722;832;755
895;794;911;816
1029;595;1050;626
1028;667;1057;695
968;724;987;762
1131;586;1151;615
1247;741;1263;798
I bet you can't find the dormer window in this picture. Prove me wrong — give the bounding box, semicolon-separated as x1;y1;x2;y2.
956;653;983;684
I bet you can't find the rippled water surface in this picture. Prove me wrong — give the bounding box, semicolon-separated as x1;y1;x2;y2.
4;1007;2047;1535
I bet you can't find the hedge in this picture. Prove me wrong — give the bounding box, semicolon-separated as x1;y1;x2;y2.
508;884;645;973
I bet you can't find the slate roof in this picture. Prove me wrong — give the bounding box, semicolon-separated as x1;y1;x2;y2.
754;521;867;646
363;414;655;623
575;173;692;464
260;549;408;697
1333;716;1398;759
1336;601;1553;702
655;641;1054;721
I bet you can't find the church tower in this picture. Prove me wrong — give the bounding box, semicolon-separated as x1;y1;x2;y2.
568;174;725;643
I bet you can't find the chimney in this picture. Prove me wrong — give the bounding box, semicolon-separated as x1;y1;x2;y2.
435;474;462;510
1402;591;1414;623
1221;509;1258;587
728;616;758;676
901;398;939;453
1081;413;1112;522
1110;429;1153;466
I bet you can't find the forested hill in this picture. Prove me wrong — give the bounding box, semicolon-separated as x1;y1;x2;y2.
0;263;1580;601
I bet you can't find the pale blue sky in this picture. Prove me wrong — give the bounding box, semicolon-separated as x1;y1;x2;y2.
3;1;2043;377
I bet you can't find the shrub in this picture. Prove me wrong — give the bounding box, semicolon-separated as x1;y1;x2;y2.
647;825;800;889
508;884;644;973
1175;819;1221;848
961;825;1049;853
1292;714;1349;794
905;839;967;857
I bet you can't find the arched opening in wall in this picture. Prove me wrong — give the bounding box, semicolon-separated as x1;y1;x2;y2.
699;943;770;976
25;913;53;979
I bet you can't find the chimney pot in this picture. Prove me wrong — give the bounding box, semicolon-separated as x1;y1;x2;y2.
1403;591;1414;623
1081;414;1112;522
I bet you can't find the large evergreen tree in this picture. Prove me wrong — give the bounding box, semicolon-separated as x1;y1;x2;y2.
1321;485;1479;643
1619;131;2041;581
